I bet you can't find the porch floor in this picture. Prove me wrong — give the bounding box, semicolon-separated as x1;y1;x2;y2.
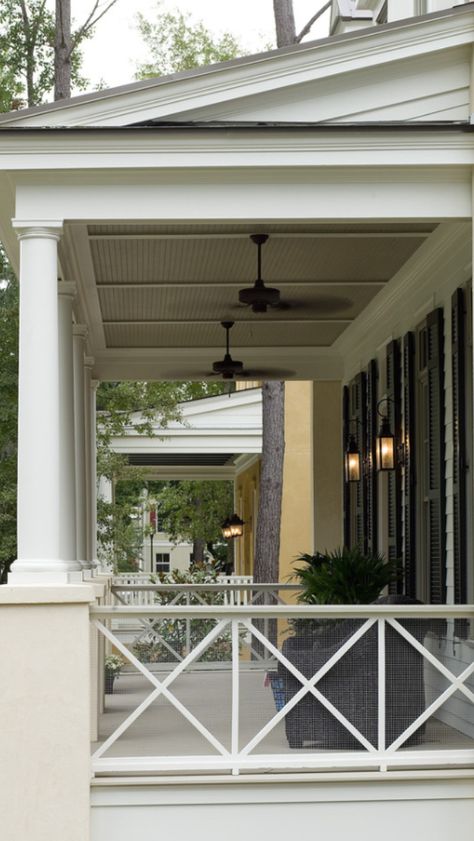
92;668;474;763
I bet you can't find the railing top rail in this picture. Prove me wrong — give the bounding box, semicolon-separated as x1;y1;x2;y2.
111;583;302;592
91;603;474;620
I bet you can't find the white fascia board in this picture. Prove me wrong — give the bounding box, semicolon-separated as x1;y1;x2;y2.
0;10;473;127
111;440;262;455
2;130;474;172
91;346;344;382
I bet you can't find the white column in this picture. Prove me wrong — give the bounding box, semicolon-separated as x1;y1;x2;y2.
85;368;99;570
10;223;82;583
58;283;79;567
73;325;89;573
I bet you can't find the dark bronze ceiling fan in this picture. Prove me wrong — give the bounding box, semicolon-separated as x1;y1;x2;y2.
169;322;294;381
238;234;282;313
237;234;352;314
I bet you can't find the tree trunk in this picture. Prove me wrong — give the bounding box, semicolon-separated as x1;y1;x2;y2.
55;0;72;100
254;382;285;584
192;539;206;565
273;0;297;47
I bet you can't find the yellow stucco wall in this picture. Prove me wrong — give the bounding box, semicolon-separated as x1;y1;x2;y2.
279;381;315;584
235;380;343;582
234;459;260;576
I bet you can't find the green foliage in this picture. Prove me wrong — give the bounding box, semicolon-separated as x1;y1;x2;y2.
135;2;242;79
293;547;398;606
0;0;89;108
153;478;233;548
131;567;236;663
96;382;229;570
0;250;18;582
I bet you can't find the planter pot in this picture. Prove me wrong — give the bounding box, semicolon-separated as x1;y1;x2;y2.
105;672;116;694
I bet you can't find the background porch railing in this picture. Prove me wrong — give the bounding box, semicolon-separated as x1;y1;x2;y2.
91;602;474;778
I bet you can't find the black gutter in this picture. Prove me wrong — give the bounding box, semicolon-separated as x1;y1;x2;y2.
0;121;473;133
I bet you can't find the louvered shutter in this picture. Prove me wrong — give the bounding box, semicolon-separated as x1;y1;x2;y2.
386;340;402;593
343;385;351;548
427;308;446;604
452;289;467;627
402;332;417;598
366;359;378;554
349;373;367;551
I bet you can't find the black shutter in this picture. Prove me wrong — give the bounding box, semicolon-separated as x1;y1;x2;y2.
365;359;378;554
348;373;367;551
427;308;446;604
402;332;417;598
386;340;402;592
452;289;467;623
343;385;351;548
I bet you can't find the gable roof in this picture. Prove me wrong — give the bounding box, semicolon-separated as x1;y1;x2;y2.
0;4;473;128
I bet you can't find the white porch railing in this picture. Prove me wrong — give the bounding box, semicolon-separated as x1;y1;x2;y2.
112;575;256;606
91;602;474;777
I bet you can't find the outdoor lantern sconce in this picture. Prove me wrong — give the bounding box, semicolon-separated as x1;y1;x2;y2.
376;399;396;471
345;433;361;483
221;514;245;539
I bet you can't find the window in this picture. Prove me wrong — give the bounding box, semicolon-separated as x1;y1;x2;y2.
155;553;170;573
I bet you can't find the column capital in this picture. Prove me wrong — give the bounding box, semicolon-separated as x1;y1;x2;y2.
58;281;76;299
91;379;100;392
84;355;95;372
73;323;88;340
12;220;63;241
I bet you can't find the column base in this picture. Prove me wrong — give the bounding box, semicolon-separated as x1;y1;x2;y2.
8;568;84;585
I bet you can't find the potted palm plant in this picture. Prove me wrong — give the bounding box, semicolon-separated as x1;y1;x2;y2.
279;547;417;750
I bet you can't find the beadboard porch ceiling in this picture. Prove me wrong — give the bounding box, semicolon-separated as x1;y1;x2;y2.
64;221;437;380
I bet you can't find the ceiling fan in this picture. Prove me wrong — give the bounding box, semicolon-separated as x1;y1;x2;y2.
237;233;354;315
238;234;282;313
169;321;294;381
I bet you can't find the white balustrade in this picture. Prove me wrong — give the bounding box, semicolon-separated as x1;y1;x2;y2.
90;602;474;778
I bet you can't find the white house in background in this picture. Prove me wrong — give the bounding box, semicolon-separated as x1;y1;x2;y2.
2;3;474;841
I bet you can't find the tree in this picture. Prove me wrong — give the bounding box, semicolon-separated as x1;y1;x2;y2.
273;0;332;48
54;0;120;101
0;0;120;108
0;250;18;583
154;480;234;566
96;382;229;570
253;382;285;583
135;2;242;79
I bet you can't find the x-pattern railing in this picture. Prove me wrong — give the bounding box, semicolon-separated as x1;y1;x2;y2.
91;604;474;776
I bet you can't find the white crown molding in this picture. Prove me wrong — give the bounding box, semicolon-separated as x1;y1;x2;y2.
2;131;474;171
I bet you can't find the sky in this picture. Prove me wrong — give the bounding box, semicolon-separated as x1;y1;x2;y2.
48;1;331;91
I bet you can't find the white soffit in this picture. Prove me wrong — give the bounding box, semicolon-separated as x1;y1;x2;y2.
0;7;472;127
